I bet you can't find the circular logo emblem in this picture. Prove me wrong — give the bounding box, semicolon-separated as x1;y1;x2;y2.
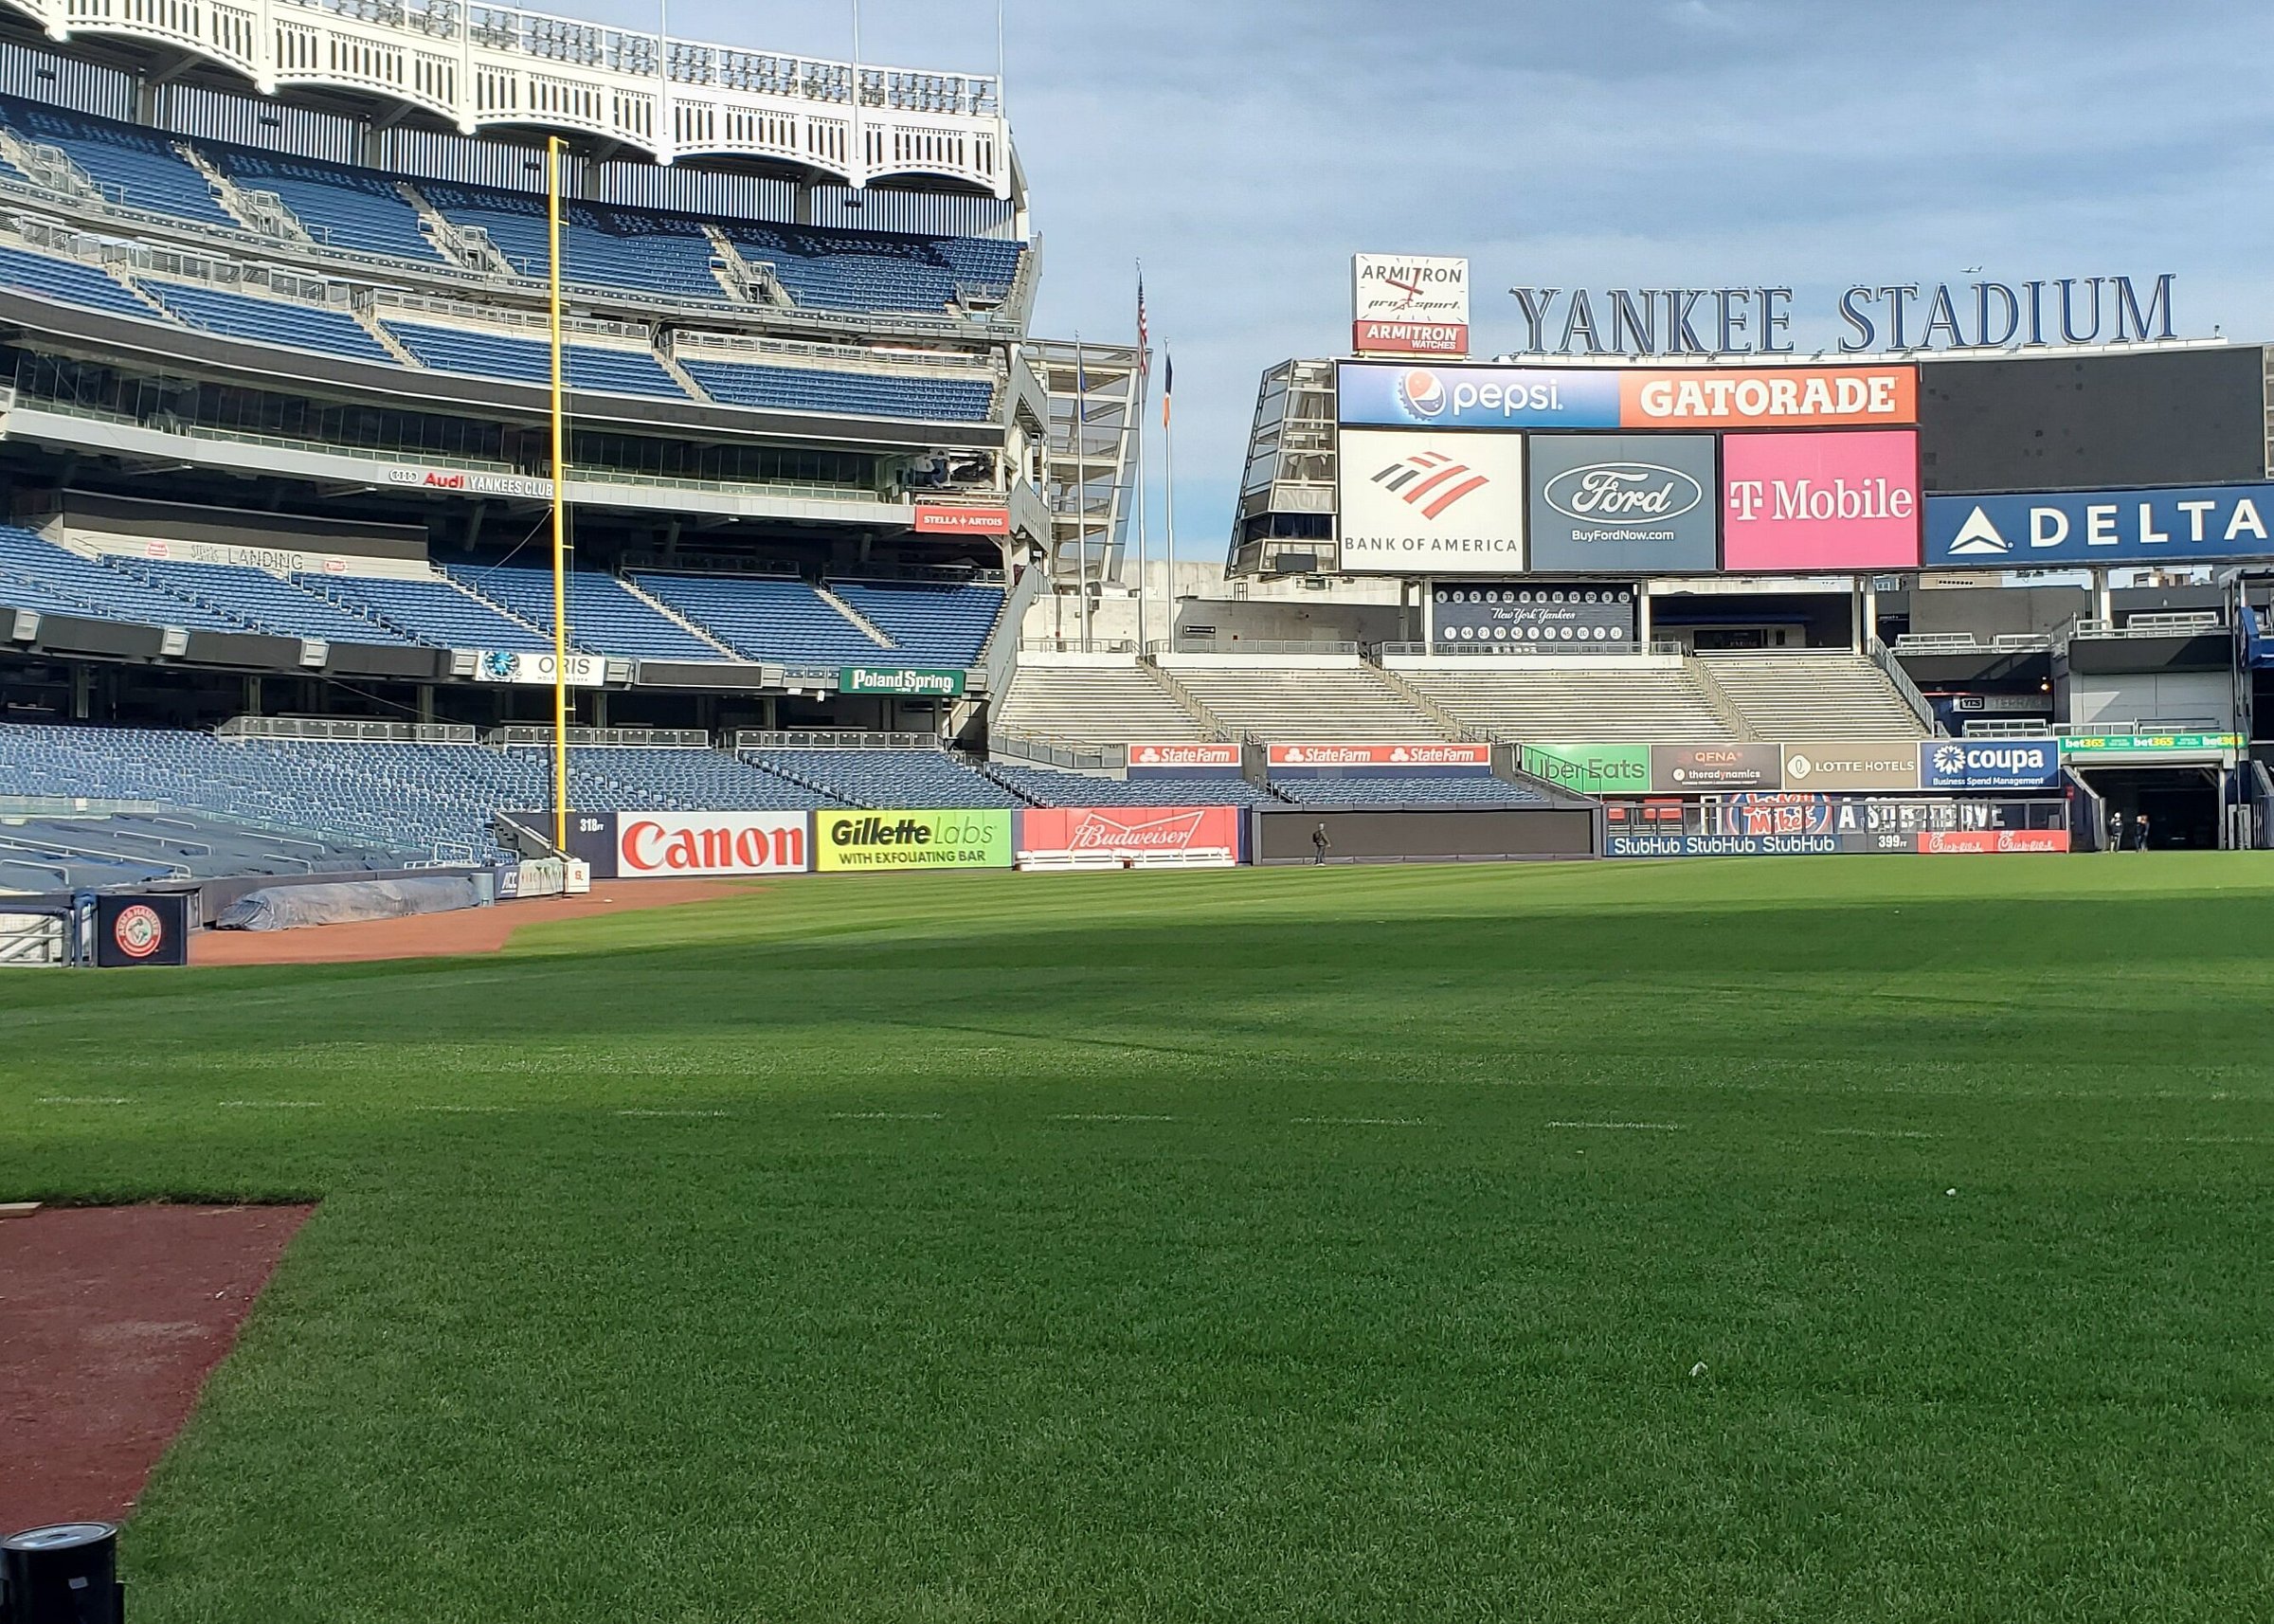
1787;754;1814;782
1396;369;1447;419
112;904;164;961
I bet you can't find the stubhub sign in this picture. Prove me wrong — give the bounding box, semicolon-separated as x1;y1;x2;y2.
1918;739;2059;791
1925;484;2274;568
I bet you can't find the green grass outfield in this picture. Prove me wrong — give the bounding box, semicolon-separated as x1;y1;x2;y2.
4;855;2272;1622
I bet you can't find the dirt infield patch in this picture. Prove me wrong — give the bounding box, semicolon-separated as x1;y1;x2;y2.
191;878;753;966
0;1203;311;1531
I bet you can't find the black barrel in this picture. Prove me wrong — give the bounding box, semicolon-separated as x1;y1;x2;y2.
2;1524;121;1624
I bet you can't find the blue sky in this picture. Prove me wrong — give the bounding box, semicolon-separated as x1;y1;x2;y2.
600;0;2274;559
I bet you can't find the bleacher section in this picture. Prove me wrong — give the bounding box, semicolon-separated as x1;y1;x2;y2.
679;357;996;421
0;99;232;226
111;556;415;644
417;185;731;299
387;321;687;398
1399;661;1734;743
632;573;884;666
523;746;838;811
0;528;242;630
1269;774;1548;808
0;810;410;892
993;664;1212;743
1702;653;1929;740
830;581;1004;667
724;223;1021;314
749;748;1022;809
298;574;552;652
447;566;728;662
209;148;442;262
148;280;396;363
985;764;1280;809
1167;666;1446;742
0;243;152;319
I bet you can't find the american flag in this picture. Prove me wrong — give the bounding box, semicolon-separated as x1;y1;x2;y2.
1136;272;1148;378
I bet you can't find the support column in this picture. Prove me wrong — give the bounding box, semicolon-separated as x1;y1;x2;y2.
1850;577;1866;653
1863;582;1879;649
592;689;608;729
2093;568;2114;624
1637;584;1652;648
416;683;435;724
1420;577;1435;652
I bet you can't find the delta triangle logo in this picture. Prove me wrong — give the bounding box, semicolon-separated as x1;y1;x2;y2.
1949;506;2011;556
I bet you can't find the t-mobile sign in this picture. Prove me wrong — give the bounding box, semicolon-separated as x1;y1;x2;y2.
1722;430;1921;571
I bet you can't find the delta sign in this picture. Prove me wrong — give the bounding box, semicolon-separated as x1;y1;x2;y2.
1925;483;2274;568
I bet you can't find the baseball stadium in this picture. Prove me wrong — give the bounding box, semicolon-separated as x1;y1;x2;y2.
1;1;2271;1619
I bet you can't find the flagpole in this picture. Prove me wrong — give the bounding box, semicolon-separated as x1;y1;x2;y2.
1133;281;1148;656
1074;334;1091;652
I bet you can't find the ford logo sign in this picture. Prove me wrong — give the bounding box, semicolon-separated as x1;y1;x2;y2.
1543;462;1704;525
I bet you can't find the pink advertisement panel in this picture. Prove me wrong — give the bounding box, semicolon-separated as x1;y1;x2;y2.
1721;430;1921;571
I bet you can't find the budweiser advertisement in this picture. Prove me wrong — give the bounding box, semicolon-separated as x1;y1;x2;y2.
911;503;1010;535
1127;742;1243;771
617;810;810;877
1721;430;1922;571
1015;805;1244;867
1618;364;1916;429
1266;743;1492;768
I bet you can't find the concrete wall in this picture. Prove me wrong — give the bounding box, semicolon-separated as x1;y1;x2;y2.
2066;671;2234;730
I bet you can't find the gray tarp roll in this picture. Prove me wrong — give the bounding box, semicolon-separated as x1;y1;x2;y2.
214;875;482;931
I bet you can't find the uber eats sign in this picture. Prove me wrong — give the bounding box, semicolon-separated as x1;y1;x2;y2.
816;809;1011;871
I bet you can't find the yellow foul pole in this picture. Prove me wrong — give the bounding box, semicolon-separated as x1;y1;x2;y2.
547;135;570;852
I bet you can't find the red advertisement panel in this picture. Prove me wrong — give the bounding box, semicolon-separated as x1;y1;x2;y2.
1266;743;1492;768
618;810;809;876
1917;829;2071;854
1721;430;1922;571
1619;364;1916;428
1128;742;1242;769
1353;320;1470;356
1016;805;1242;863
912;503;1010;534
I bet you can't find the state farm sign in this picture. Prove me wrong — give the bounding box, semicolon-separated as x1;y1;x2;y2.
618;811;808;876
1266;743;1492;768
1127;742;1242;770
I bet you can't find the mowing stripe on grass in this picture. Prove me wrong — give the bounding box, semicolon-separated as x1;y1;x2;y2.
823;1111;948;1121
36;1095;131;1106
1544;1120;1681;1131
1048;1113;1178;1123
614;1109;731;1119
219;1100;326;1110
1290;1116;1432;1127
1816;1128;1943;1139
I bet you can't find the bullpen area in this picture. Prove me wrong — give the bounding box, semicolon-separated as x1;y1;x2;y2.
4;856;2270;1621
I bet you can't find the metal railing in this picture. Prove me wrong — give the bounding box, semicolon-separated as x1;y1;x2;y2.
1020;638;1137;654
490;725;709;748
1867;636;1941;736
731;730;940;751
1962;719;2058;737
2068;612;2226;640
987;731;1122;771
1375;640;1684;659
218;716;478;744
1145;639;1359;657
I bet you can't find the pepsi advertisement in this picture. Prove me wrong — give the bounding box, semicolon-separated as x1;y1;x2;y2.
1338;361;1621;429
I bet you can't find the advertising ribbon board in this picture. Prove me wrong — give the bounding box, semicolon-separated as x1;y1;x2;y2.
1016;805;1243;867
1619;364;1917;428
615;811;810;877
2058;732;2241;758
471;650;606;688
1267;743;1492;769
816;809;1011;871
1924;485;2274;569
1608;832;1876;857
911;504;1010;535
1520;743;1651;796
1919;739;2060;791
1651;743;1780;792
1127;742;1243;772
839;667;966;697
1336;362;1621;430
1778;743;1922;791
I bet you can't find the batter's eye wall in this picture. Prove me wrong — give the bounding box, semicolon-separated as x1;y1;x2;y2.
1919;348;2269;496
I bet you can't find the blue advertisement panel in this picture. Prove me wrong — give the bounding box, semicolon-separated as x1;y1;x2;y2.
1337;361;1621;429
1924;483;2274;568
1919;739;2059;791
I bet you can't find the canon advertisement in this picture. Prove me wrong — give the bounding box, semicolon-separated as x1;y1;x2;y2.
1924;482;2274;568
566;810;810;879
1431;584;1636;648
1721;430;1921;570
1336;428;1525;574
1525;434;1718;572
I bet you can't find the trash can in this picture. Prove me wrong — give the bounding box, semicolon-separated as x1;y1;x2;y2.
2;1523;121;1624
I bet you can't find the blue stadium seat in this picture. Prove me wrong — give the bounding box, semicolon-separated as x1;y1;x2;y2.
146;280;396;364
0;243;156;320
725;222;1023;314
447;565;731;661
748;749;1020;809
208;146;443;262
107;557;413;644
1268;774;1548;808
545;746;839;811
985;765;1280;809
0;529;242;631
628;573;885;666
830;580;1004;666
681;358;994;421
386;320;686;397
298;574;553;652
417;183;731;301
0;98;234;226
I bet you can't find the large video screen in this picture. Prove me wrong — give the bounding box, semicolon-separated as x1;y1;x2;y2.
1920;348;2267;495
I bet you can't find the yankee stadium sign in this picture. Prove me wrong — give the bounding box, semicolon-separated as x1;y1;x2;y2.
1507;275;2175;356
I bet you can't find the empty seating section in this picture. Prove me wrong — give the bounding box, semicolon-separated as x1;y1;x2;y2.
830;581;1003;666
0;243;151;319
210;148;440;262
523;747;839;811
299;574;552;651
385;320;685;397
681;357;994;421
749;749;1021;809
1269;773;1548;808
726;223;1020;313
0;99;231;226
986;764;1278;809
417;186;729;300
112;557;414;644
0;528;241;630
1400;663;1734;743
0;810;413;891
994;665;1211;743
1170;667;1446;742
447;566;727;661
1702;653;1929;740
631;573;883;665
147;280;396;363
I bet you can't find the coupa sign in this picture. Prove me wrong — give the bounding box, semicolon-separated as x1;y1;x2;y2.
1919;739;2059;791
1924;484;2274;568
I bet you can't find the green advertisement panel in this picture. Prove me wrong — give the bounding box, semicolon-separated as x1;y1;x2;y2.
839;666;967;697
815;808;1011;872
1520;743;1651;796
2060;732;2241;757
